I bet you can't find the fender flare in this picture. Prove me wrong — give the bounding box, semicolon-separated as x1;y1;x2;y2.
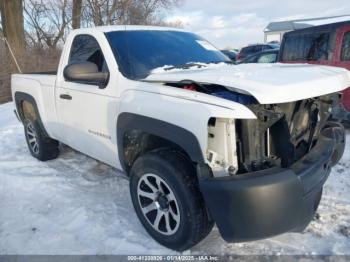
14;91;49;137
117;112;205;172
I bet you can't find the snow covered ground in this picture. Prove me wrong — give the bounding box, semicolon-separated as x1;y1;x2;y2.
0;101;349;255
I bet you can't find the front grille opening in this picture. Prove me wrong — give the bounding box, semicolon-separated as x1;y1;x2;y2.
235;93;338;174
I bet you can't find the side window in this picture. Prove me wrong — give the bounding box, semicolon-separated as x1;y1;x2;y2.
341;32;350;61
69;35;108;72
245;55;257;63
307;33;330;61
282;32;332;61
257;53;277;63
254;45;261;52
241;47;250;55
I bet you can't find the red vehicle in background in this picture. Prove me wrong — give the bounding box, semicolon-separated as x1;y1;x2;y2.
279;21;350;121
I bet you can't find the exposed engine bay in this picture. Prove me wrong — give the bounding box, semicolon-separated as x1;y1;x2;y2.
167;81;342;176
235;93;340;174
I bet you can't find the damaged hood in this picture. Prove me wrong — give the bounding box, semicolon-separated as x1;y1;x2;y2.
143;63;350;104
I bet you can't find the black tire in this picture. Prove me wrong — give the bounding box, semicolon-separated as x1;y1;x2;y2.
24;119;59;161
129;150;213;251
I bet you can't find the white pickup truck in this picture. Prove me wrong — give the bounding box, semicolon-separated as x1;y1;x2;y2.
11;26;350;251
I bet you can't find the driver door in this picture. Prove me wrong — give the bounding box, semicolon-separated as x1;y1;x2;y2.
56;34;118;167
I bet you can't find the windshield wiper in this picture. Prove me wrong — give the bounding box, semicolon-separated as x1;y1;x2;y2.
164;62;207;71
204;61;235;65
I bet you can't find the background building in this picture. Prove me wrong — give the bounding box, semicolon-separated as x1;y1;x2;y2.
264;14;350;43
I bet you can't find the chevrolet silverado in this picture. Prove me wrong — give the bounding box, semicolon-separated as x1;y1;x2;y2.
11;26;350;251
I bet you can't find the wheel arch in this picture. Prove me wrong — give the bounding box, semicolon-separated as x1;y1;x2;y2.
117;112;205;173
14;92;49;137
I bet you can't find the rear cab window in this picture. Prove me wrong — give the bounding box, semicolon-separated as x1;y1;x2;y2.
281;31;335;61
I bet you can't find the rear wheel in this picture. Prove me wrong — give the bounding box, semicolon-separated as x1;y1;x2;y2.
129;150;213;251
24;119;59;161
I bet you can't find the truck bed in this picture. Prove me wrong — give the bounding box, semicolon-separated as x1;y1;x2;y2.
21;71;57;75
12;73;57;88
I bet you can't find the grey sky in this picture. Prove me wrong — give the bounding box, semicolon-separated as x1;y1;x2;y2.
165;0;350;48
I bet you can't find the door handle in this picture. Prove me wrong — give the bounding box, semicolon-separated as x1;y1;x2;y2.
60;94;72;100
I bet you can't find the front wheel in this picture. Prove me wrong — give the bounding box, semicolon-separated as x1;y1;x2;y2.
129;150;213;251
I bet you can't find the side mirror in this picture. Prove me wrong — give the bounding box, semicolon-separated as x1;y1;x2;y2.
63;62;109;88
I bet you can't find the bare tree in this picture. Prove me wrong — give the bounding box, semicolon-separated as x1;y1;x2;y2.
0;15;2;34
22;0;182;48
82;0;181;26
133;0;181;25
84;0;124;26
2;0;183;49
0;0;25;53
24;0;69;49
157;19;184;28
85;0;103;26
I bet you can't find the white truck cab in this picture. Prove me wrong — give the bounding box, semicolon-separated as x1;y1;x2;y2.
11;25;350;251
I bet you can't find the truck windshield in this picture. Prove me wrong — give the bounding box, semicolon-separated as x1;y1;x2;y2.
106;30;230;80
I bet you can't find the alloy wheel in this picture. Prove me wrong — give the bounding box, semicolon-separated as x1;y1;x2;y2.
137;173;180;235
26;122;39;155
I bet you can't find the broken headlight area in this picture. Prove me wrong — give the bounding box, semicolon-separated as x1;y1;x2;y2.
207;93;341;176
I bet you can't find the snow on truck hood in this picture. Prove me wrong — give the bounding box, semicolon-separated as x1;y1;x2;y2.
144;63;350;104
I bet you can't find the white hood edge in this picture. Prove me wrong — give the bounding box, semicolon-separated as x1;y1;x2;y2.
144;63;350;104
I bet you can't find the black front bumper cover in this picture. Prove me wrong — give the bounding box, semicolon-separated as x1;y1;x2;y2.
198;123;345;242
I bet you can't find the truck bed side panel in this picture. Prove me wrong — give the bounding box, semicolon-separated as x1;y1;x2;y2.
11;74;59;139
